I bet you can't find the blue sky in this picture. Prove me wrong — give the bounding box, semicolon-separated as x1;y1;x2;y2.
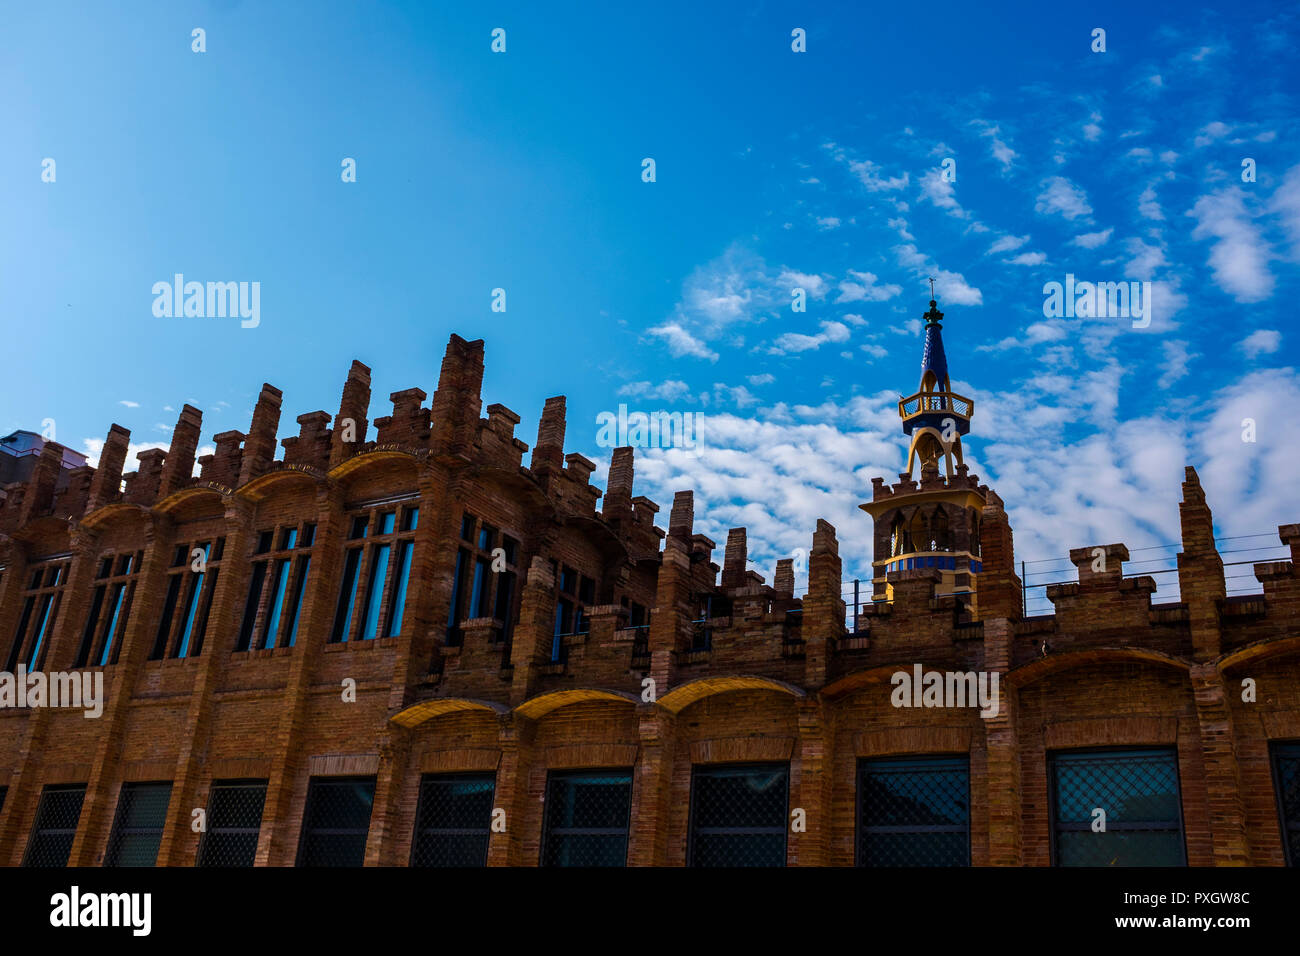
3;0;1298;610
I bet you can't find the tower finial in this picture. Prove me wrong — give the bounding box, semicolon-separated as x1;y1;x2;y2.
928;275;936;300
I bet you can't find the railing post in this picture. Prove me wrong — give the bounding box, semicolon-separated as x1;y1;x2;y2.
853;579;860;634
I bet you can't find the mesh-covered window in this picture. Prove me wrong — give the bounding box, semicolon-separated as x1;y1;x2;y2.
23;784;87;867
296;776;376;866
857;755;970;866
688;762;788;867
105;781;173;867
1050;747;1185;866
1271;742;1300;867
197;780;268;867
541;769;633;867
411;773;495;867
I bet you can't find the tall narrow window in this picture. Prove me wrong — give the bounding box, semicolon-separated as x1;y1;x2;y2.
105;781;173;867
1049;747;1185;866
296;777;376;867
411;773;495;867
359;543;390;639
448;512;519;651
23;784;87;867
384;540;414;637
334;504;417;643
541;769;633;867
688;763;789;867
238;523;314;652
857;755;970;866
197;780;268;867
152;538;225;659
5;558;70;672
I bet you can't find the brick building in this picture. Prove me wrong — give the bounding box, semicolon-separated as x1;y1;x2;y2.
0;306;1298;867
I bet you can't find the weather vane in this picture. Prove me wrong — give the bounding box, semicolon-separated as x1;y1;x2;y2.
928;276;936;300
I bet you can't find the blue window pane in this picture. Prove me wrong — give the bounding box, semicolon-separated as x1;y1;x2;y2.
100;584;127;666
176;543;210;658
332;549;362;643
262;559;291;650
26;594;56;668
284;556;311;647
384;541;414;637
360;544;391;640
379;512;395;535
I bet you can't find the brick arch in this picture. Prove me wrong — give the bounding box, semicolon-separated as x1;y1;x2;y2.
821;663;938;701
236;467;327;502
1218;635;1300;674
389;696;508;729
657;675;805;715
513;688;639;720
326;448;421;484
153;484;228;518
75;501;150;533
1006;646;1189;689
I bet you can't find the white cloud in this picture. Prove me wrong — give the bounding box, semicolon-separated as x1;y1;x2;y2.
769;320;851;355
1071;228;1113;248
894;245;983;305
988;234;1030;255
1188;187;1274;302
747;373;776;386
835;270;902;304
1005;251;1047;266
1035;176;1093;221
1194;121;1231;148
1138;185;1164;220
646;322;719;361
1239;329;1281;359
1157;340;1196;389
919;168;968;217
119;400;140;408
618;380;693;402
816;216;842;230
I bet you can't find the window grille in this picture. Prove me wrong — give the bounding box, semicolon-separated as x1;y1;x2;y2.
197;780;268;867
857;755;970;866
688;762;788;867
23;784;87;867
296;776;376;866
1049;747;1185;866
540;769;633;867
411;773;495;867
105;781;173;866
1271;742;1300;867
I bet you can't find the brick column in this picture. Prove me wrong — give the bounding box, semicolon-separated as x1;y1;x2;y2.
260;483;346;866
803;520;844;689
487;715;536;866
981;617;1021;866
365;728;413;866
68;514;174;866
1189;662;1251;865
790;698;831;865
509;557;556;706
0;535;33;862
387;467;450;713
627;706;675;866
155;498;253;866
